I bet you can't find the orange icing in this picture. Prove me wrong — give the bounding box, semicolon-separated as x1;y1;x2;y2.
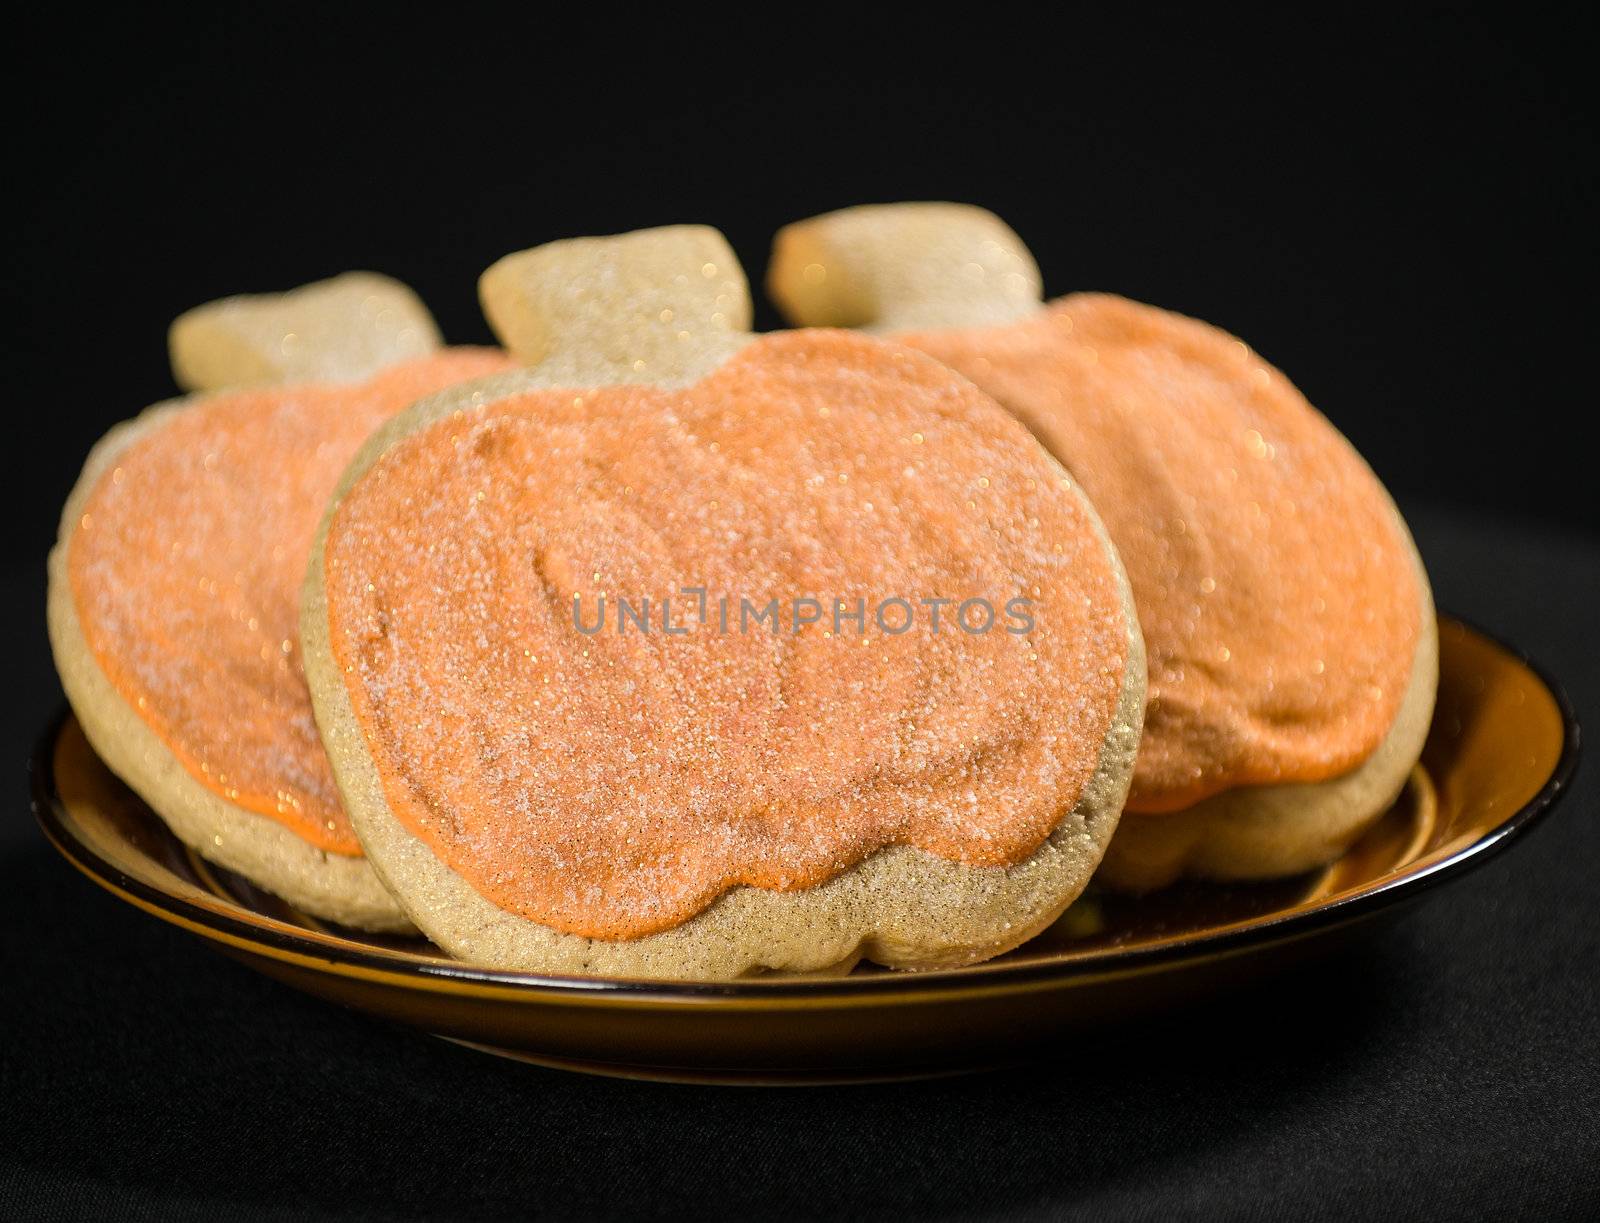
69;349;514;853
901;295;1421;813
323;332;1129;938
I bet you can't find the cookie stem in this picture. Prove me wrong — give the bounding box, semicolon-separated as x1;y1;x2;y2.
169;272;442;392
769;203;1043;332
480;226;752;386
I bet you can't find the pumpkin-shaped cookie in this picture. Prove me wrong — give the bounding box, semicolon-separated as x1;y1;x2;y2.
302;227;1146;978
48;277;512;928
770;204;1435;890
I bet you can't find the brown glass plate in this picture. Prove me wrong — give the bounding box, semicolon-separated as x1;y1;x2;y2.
30;616;1578;1084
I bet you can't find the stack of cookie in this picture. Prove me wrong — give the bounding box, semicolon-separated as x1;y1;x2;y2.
48;211;1433;981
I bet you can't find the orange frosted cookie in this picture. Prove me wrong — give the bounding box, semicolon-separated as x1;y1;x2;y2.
900;296;1421;812
303;228;1145;978
48;280;512;928
770;204;1436;889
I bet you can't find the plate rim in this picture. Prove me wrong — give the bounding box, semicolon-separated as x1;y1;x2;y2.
29;613;1581;1005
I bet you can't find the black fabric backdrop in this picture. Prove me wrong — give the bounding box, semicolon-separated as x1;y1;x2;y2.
3;10;1597;1220
6;11;1597;544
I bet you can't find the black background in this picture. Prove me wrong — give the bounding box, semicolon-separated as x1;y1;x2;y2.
4;9;1597;1221
7;10;1597;548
